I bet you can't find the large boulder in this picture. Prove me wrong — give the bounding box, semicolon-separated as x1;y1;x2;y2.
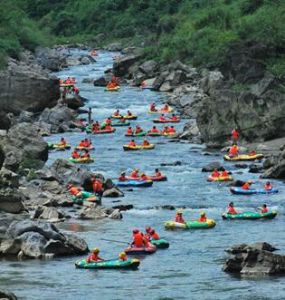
139;60;159;78
261;148;285;179
113;54;143;77
0;58;59;116
201;162;225;172
0;289;17;300
0;188;25;214
35;47;68;71
0;123;48;172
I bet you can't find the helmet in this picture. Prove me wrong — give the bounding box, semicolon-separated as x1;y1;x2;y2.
248;180;253;184
92;248;100;253
121;172;126;175
200;211;206;216
229;202;234;206
133;229;139;234
119;252;126;258
176;209;183;214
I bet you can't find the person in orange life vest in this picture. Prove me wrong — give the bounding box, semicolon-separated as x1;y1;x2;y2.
149;229;160;240
126;127;133;135
142;139;150;147
175;210;185;224
211;169;220;177
135;125;143;134
65;77;71;84
92;178;103;195
155;168;162;177
150;103;157;112
105;124;112;131
71;149;80;159
118;252;128;261
119;117;126;123
150;126;159;133
260;204;269;214
86;139;92;147
128;139;136;147
82;139;89;147
111;75;119;85
227;202;237;214
145;226;152;240
127;110;132;116
59;137;67;146
163;104;169;111
71;77;76;84
67;184;81;196
162;126;169;134
198;212;207;222
242;181;252;190
141;80;146;88
92;121;100;132
73;86;80;95
130;169;139;178
79;140;85;147
229;144;238;157
249;150;257;156
132;229;144;247
159;114;166;122
168;126;176;134
221;170;229;177
264;181;272;191
170;114;178;121
113;109;120;116
105;118;112;126
231;128;239;142
140;173;149;181
87;248;103;263
119;172;127;181
81;149;90;159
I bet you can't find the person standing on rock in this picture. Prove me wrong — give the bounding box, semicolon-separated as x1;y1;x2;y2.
231;128;239;142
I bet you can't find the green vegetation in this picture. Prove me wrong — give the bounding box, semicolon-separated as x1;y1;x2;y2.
1;0;284;75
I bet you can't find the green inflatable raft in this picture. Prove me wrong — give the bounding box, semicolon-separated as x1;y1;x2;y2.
222;211;277;220
75;258;140;270
150;239;169;249
112;121;130;127
164;219;216;230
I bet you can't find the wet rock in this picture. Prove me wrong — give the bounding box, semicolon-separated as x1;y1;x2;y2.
0;58;59;116
229;180;246;187
263;156;278;169
0;289;18;300
35;47;67;71
32;206;65;223
103;187;124;198
78;205;108;220
223;242;285;274
139;60;159;77
179;120;201;143
261;148;285;179
160;161;182;167
93;75;112;86
112;204;133;211
80;55;95;65
108;209;123;220
19;231;47;258
249;164;263;173
113;54;143;77
0;168;19;188
234;164;248;169
0;188;25;214
66;96;84;110
201;162;225;172
105;42;123;51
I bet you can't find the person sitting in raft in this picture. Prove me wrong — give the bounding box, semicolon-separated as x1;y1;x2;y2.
119;172;127;181
168;126;176;134
59;137;67;147
119;117;126;123
71;149;80;159
155;168;162;177
126;127;133;135
105;117;112;126
162;126;169;134
131;229;144;247
150;126;160;133
231;128;239;142
260;204;269;214
221;170;229;177
92;121;100;132
229;144;238;157
198;212;207;222
81;149;90;159
170;114;178;121
159;114;166;122
149;229;160;240
84;139;92;147
211;169;220;177
128;139;136;147
227;202;237;215
67;184;82;197
242;180;252;190
79;140;85;147
175;209;186;224
145;226;152;240
130;169;139;178
126;110;133;117
140;173;149;181
135;125;143;134
118;252;128;262
150;103;157;112
87;248;104;263
163;104;170;111
73;86;80;95
264;181;273;191
113;109;120;117
142;139;150;146
92;178;103;196
249;150;257;156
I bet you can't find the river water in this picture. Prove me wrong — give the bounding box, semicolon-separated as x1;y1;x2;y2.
1;50;285;300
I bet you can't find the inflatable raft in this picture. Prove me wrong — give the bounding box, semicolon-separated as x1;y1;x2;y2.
164;219;216;230
105;86;120;92
115;180;153;187
75;258;140;269
125;245;157;255
224;154;264;161
150;239;169;249
49;143;71;150
69;157;94;164
153;119;180;124
148;107;174;114
112;121;130;127
112;115;137;120
125;131;147;137
75;146;95;151
222;211;277;220
207;175;233;182
123;144;155;151
92;128;116;134
147;132;162;137
230;187;279;195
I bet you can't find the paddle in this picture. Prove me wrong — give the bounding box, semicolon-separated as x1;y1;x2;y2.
100;238;130;245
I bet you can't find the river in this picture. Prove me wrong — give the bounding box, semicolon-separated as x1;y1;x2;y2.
1;49;285;300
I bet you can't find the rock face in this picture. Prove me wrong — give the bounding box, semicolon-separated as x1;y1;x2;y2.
223;242;285;275
0;290;17;300
201;162;225;172
262;147;285;179
0;188;25;214
0;123;48;172
0;220;88;259
0;58;59;117
113;53;143;77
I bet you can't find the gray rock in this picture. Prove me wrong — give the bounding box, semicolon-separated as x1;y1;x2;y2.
35;47;67;71
66;96;84;110
0;188;25;214
106;42;123;51
201;162;225;172
33;206;65;222
113;54;143;77
19;231;47;258
93;74;112;86
249;164;263;173
103;187;124;198
108;209;123;220
139;60;159;77
0;289;18;300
